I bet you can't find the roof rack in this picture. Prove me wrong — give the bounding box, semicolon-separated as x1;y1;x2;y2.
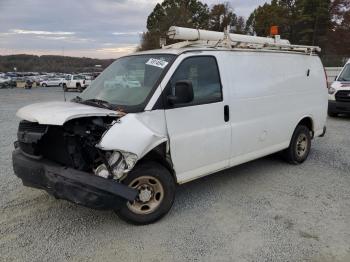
163;26;321;54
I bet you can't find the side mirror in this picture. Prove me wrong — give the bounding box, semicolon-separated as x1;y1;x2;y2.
167;80;194;105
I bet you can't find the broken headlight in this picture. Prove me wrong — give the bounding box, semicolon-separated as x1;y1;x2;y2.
94;151;138;180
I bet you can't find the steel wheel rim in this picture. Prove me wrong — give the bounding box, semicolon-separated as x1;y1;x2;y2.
296;133;308;157
127;176;164;215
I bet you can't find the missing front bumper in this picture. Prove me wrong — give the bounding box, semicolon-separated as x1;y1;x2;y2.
12;149;138;210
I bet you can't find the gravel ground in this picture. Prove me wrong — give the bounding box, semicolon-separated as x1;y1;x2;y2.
0;87;350;262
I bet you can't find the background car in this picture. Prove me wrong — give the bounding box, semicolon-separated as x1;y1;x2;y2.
0;77;12;88
41;78;64;87
328;59;350;117
24;79;33;89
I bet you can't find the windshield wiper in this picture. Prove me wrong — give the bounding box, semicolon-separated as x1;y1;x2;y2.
81;99;115;110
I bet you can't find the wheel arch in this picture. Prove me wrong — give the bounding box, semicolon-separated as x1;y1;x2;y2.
294;116;314;138
138;142;177;183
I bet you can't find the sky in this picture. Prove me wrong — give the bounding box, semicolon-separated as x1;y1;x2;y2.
0;0;269;59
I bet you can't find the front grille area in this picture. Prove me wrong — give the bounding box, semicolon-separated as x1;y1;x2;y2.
335;90;350;102
17;120;48;157
19;120;48;133
19;142;40;156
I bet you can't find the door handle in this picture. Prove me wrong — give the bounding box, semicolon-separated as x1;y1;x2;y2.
224;105;230;122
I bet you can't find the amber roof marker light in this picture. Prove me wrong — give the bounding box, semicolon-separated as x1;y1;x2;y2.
270;26;279;37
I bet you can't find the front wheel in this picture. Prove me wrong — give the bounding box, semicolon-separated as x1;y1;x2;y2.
115;161;176;225
283;125;312;165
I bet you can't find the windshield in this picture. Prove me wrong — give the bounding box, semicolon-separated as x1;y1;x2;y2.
80;54;175;110
338;64;350;82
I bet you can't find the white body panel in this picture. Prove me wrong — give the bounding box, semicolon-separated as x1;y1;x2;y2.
159;52;231;183
157;51;327;183
16;48;328;185
16;101;118;125
217;51;327;167
98;111;168;159
164;102;231;183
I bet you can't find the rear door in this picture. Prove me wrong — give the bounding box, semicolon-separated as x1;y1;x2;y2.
164;55;231;183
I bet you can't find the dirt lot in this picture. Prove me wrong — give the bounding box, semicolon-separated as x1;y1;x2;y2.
0;87;350;262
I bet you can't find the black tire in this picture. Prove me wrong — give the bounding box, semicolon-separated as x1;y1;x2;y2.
76;84;82;92
59;83;62;87
328;111;337;117
42;83;47;87
283;125;312;165
115;161;176;225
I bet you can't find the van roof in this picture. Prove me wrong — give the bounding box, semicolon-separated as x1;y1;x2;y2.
133;47;318;57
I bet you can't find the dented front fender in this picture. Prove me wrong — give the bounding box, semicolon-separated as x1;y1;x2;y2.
97;112;168;159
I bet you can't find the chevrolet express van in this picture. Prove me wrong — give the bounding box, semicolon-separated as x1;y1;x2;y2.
328;59;350;116
12;27;328;224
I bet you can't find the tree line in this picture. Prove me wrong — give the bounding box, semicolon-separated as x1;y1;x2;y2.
0;54;114;73
139;0;350;66
1;0;348;71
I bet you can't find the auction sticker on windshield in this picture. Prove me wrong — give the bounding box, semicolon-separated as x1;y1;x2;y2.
146;58;169;69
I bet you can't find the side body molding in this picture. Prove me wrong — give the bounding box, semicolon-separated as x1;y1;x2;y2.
97;112;168;159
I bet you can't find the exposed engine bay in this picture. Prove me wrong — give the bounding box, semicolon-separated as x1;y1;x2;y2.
17;117;138;181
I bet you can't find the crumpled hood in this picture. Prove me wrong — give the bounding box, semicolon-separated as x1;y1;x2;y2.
16;101;118;125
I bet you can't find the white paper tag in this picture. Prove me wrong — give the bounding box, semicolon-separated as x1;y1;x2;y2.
146;58;168;69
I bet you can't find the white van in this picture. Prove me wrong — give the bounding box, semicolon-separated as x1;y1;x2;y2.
328;59;350;116
12;27;328;224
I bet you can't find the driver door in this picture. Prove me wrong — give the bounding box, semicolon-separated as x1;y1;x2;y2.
164;55;231;183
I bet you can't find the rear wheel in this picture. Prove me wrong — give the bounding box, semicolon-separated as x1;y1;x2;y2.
283;125;311;165
42;83;47;87
115;161;176;225
77;84;82;92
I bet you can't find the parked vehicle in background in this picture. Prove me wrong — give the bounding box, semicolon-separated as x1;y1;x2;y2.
328;59;350;117
12;27;328;225
83;75;93;87
0;76;14;88
24;79;33;89
41;78;65;87
62;75;87;92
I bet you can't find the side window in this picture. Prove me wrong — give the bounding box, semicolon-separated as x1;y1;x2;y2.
170;56;222;105
73;75;84;80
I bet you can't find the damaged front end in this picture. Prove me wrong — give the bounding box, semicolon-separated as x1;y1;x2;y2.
13;117;138;210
